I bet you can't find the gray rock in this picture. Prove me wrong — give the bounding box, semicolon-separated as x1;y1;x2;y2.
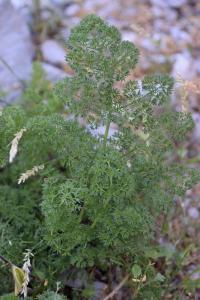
51;0;70;5
63;16;81;28
152;6;177;21
0;1;34;102
141;38;157;52
42;62;68;82
151;6;177;21
10;0;30;8
150;0;186;7
167;0;187;7
104;17;126;28
87;123;118;138
41;39;66;65
64;269;89;289
151;6;166;17
192;112;200;143
151;54;167;64
183;198;191;209
150;0;168;7
91;281;107;300
97;3;119;18
154;20;170;31
122;31;137;42
191;271;200;280
82;0;97;10
64;3;80;16
170;27;191;43
23;0;70;7
195;58;200;75
59;27;71;41
83;0;108;13
188;207;199;219
172;51;195;80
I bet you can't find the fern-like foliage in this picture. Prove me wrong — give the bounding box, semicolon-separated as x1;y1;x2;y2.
38;291;67;300
0;295;18;300
0;15;199;297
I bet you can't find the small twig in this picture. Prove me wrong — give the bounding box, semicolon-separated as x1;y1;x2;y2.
103;274;129;300
0;56;26;88
0;254;12;266
103;118;111;148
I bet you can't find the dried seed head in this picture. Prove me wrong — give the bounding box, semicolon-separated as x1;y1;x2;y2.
18;164;44;184
21;249;34;297
9;128;26;163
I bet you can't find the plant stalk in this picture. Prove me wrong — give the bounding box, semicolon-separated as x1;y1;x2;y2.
103;119;110;148
103;274;129;300
0;254;12;266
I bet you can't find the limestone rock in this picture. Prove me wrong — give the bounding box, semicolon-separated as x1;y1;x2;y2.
0;1;34;103
41;39;66;65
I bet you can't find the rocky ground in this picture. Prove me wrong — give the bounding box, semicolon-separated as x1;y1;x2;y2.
0;0;200;298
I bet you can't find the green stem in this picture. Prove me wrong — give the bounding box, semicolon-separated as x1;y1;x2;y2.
103;119;110;148
91;118;110;229
33;0;41;27
79;206;85;223
91;200;109;229
91;217;98;229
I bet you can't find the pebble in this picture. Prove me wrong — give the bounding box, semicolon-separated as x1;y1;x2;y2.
152;6;177;21
59;27;71;41
91;281;107;300
97;3;119;18
183;198;191;209
192;113;200;142
10;0;29;8
172;51;195;80
151;54;167;64
63;16;81;28
151;6;166;18
141;38;157;52
82;0;96;11
51;0;71;5
195;58;200;75
170;27;191;43
41;39;66;65
105;17;126;28
87;123;118;138
167;0;187;8
154;20;171;32
150;0;186;8
191;271;200;280
188;207;199;219
122;31;137;42
64;3;80;16
150;0;168;8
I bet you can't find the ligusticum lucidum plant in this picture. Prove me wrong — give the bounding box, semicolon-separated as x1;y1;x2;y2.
0;15;199;298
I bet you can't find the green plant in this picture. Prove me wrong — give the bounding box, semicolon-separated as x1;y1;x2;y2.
0;291;66;300
0;15;199;298
0;295;18;300
38;291;67;300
